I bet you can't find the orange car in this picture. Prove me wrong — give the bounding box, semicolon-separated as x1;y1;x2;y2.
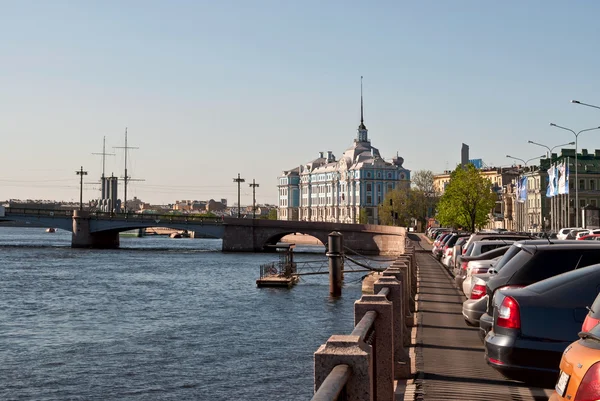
549;304;600;401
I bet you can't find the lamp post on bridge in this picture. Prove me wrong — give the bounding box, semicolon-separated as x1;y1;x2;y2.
249;179;259;219
233;173;245;218
76;166;88;211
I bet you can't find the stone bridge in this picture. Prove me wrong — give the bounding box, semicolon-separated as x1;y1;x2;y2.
0;208;405;255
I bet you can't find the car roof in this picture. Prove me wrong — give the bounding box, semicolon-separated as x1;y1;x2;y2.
515;239;600;252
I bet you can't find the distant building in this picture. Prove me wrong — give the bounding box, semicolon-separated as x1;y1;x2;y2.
461;143;469;167
277;89;410;224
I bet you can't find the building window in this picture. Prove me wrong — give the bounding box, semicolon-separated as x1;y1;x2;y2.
367;196;372;204
367;183;372;192
591;180;595;191
580;179;585;190
581;199;586;208
387;172;392;179
592;199;597;207
377;172;381;178
367;172;371;178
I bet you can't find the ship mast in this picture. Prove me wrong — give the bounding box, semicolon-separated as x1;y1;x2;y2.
113;128;139;213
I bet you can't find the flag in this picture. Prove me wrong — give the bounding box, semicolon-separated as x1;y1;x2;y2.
518;176;527;203
558;162;568;195
547;164;557;197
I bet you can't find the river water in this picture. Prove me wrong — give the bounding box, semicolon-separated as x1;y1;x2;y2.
0;227;374;401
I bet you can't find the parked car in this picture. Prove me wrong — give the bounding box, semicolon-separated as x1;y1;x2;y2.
484;264;600;385
461;232;532;255
451;236;469;272
441;233;470;269
433;232;455;260
549;291;600;400
454;242;513;288
578;234;600;241
557;227;581;240
462;274;491;327
462;256;500;296
549;324;600;401
461;239;564;328
479;241;600;341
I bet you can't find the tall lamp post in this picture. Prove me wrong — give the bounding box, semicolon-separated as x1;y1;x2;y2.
506;155;544;232
527;141;575;232
549;123;600;227
249;179;259;219
571;100;600;110
76;166;88;211
233;173;245;218
527;140;575;159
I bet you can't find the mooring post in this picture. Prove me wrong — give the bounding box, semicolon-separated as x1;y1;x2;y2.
327;231;343;297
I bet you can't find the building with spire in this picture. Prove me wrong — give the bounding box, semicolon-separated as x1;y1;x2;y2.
277;79;410;224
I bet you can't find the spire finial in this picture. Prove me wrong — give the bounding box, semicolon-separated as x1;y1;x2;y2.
360;76;364;125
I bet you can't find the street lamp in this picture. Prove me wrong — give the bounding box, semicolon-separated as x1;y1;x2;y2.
76;166;88;211
527;140;575;158
506;154;545;167
233;173;245;218
549;123;600;227
506;155;544;233
571;100;600;110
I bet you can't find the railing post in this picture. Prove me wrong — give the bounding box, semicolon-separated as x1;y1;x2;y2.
374;277;411;379
314;335;373;401
327;232;343;297
386;263;414;323
383;266;412;342
355;294;394;401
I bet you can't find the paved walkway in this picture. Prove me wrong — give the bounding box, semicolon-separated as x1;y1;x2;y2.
406;234;553;401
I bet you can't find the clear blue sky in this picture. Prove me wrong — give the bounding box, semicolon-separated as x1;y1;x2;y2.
3;0;600;205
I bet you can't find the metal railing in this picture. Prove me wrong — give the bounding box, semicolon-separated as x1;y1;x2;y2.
4;208;224;225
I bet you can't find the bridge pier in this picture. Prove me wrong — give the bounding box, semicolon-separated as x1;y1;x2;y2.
72;210;120;249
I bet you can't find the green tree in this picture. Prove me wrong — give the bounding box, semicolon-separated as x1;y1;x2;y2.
359;208;369;224
378;187;428;227
436;164;497;232
267;209;278;220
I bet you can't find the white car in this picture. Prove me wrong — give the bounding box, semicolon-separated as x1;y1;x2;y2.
462;257;499;296
557;227;581;240
576;229;600;239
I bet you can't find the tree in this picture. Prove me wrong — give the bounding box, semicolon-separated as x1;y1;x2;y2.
267;209;278;220
359;208;369;224
411;170;436;195
436;164;497;232
378;187;428;227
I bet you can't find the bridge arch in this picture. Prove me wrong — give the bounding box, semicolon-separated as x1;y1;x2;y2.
262;231;326;250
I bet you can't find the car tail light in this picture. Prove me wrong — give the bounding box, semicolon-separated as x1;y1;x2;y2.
582;315;600;332
447;249;453;256
462;248;467;254
471;267;490;275
497;296;520;329
470;284;486;300
461;261;468;271
574;362;600;401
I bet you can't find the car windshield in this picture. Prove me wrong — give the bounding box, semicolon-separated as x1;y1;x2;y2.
494;247;534;279
455;237;467;247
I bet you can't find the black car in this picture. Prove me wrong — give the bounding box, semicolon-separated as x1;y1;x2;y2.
479;241;600;341
454;245;511;288
484;264;600;385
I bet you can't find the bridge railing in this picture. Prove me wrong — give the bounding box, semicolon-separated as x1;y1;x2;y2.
313;247;416;401
88;211;224;225
5;208;74;217
4;208;224;225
